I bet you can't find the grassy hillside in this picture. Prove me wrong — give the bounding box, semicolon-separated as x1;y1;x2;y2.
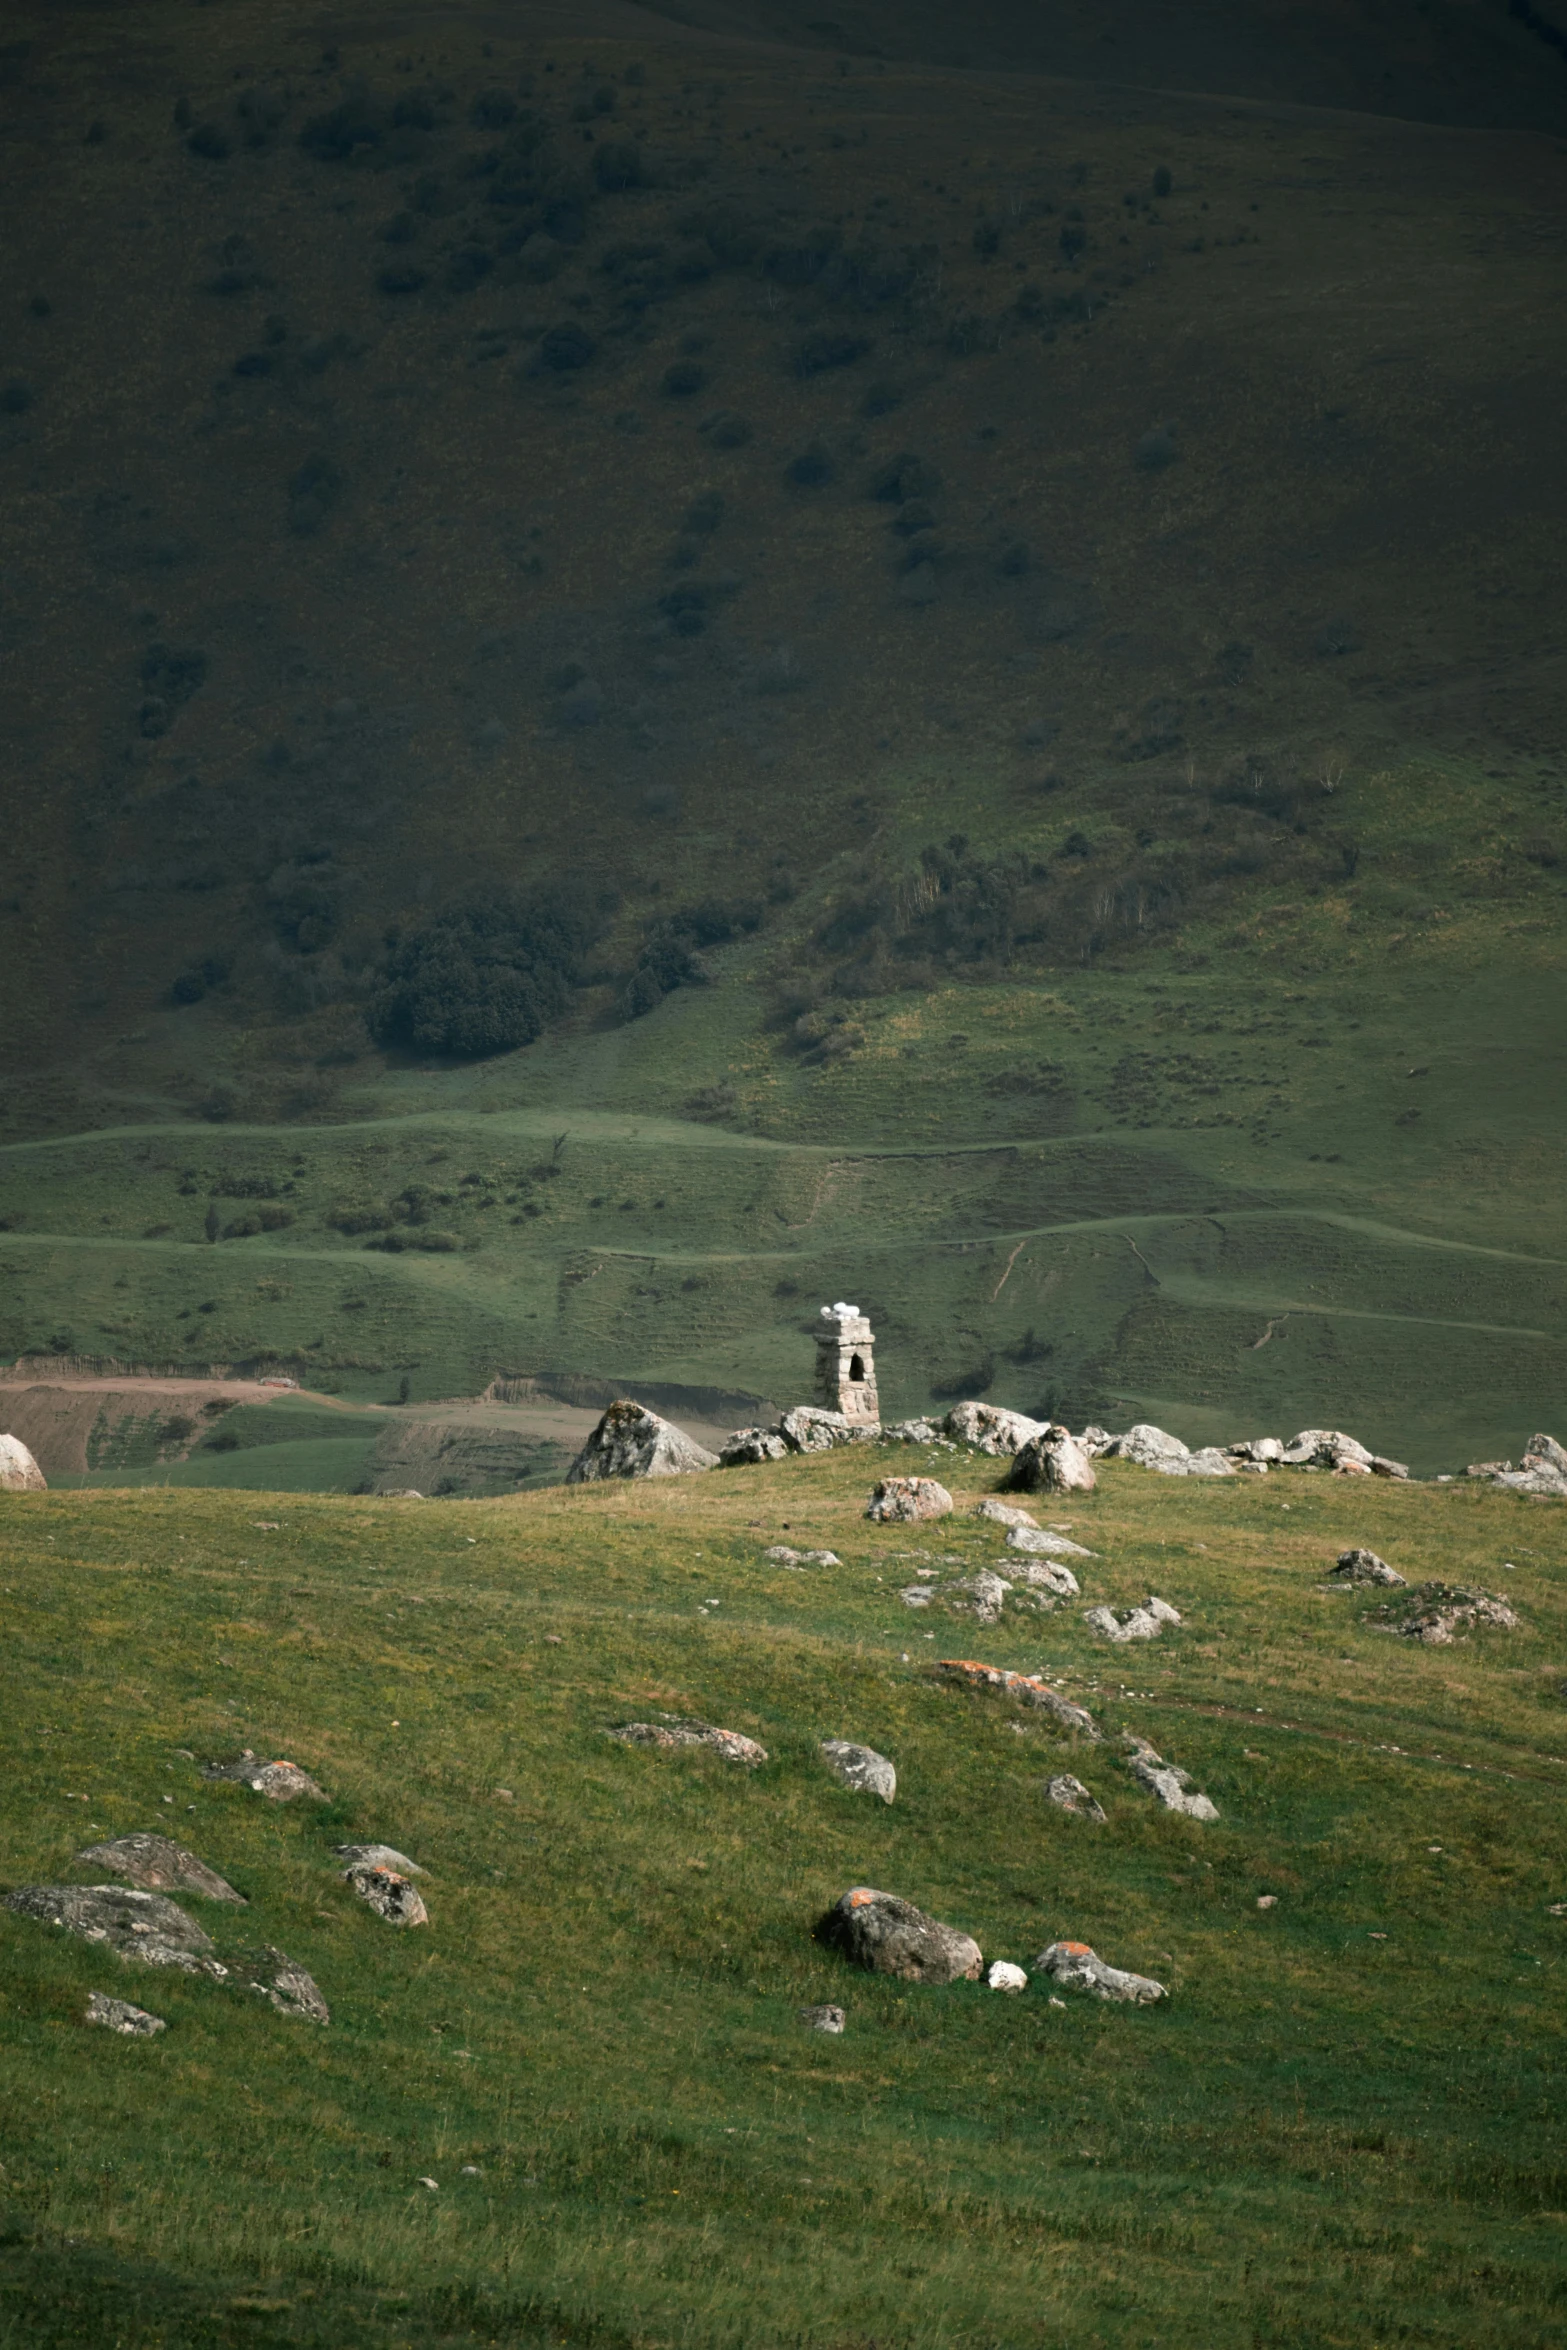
2;1452;1566;2345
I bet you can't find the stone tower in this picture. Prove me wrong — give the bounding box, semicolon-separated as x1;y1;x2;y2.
814;1301;879;1423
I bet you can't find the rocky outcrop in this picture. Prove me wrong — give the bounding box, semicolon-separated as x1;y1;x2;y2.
816;1887;983;1984
201;1752;326;1802
1227;1437;1284;1467
722;1426;790;1464
934;1659;1100;1736
780;1405;880;1452
3;1884;225;1974
1004;1425;1096;1494
1470;1434;1567;1496
0;1433;45;1491
941;1402;1044;1455
1332;1548;1406;1587
820;1739;896;1803
1045;1773;1106;1822
1370;1582;1520;1644
86;1991;166;2036
866;1476;953;1522
1123;1734;1218;1819
607;1716;768;1765
1280;1429;1409;1478
764;1543;841;1568
1102;1424;1234;1477
1034;1940;1166;2004
343;1861;428;1926
800;2003;846;2033
1084;1597;1181;1643
903;1562;1075;1621
239;1946;329;2022
77;1834;245;1903
567;1399;718;1482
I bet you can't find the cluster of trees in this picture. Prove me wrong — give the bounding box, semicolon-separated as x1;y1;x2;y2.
367;888;601;1058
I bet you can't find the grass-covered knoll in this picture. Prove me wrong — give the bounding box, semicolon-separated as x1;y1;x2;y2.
2;1454;1565;2346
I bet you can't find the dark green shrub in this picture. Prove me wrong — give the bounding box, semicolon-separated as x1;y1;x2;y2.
367;887;600;1059
620;900;762;1020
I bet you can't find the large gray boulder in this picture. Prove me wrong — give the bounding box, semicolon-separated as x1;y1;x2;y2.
77;1834;245;1903
817;1887;983;1984
1106;1422;1189;1469
0;1433;45;1491
3;1884;224;1974
866;1476;953;1522
607;1716;768;1765
1084;1597;1181;1643
1477;1434;1567;1495
201;1752;326;1802
1123;1734;1219;1819
568;1399;718;1482
1035;1940;1166;2004
1006;1524;1093;1561
720;1425;789;1465
779;1405;880;1452
942;1402;1045;1456
820;1739;896;1803
1281;1428;1409;1478
333;1842;424;1876
1004;1425;1096;1494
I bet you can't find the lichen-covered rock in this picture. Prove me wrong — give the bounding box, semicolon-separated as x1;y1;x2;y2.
1280;1429;1409;1478
343;1862;428;1927
1077;1425;1117;1457
884;1416;943;1444
1371;1582;1521;1644
1084;1597;1181;1643
0;1433;45;1492
1035;1940;1166;2004
86;1991;166;2036
1005;1524;1093;1560
942;1569;1012;1623
568;1399;718;1482
1477;1434;1567;1495
240;1946;329;2022
817;1887;983;1984
1227;1437;1284;1466
934;1658;1100;1736
1004;1424;1096;1494
942;1402;1045;1456
987;1960;1028;1993
4;1884;224;1974
77;1834;245;1903
866;1476;953;1523
820;1739;896;1803
1105;1423;1189;1469
1123;1734;1218;1819
333;1843;424;1876
779;1405;880;1452
1045;1773;1106;1822
1159;1446;1237;1479
201;1752;326;1802
765;1544;841;1568
608;1717;768;1765
1332;1548;1406;1587
721;1425;789;1465
1010;1558;1081;1601
800;2003;846;2033
973;1499;1037;1529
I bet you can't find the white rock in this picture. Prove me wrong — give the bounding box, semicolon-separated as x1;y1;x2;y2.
568;1400;718;1481
1005;1524;1094;1560
1084;1598;1179;1643
765;1544;841;1568
942;1402;1045;1456
1123;1735;1219;1820
1107;1423;1189;1468
866;1477;953;1523
1008;1558;1080;1599
1005;1425;1097;1494
1153;1447;1236;1479
1035;1940;1166;2004
86;1991;165;2036
943;1569;1012;1624
1045;1773;1106;1822
780;1406;880;1453
0;1433;45;1492
972;1499;1037;1529
334;1843;424;1876
820;1739;896;1803
607;1717;768;1766
987;1960;1028;1993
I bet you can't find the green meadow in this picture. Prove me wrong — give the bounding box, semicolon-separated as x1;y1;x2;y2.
2;1450;1565;2346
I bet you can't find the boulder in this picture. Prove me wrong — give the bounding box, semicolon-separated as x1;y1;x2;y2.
866;1476;953;1523
1005;1524;1093;1560
934;1658;1100;1736
76;1835;245;1903
1227;1437;1284;1465
820;1739;896;1803
1158;1447;1237;1479
1034;1940;1166;2004
1332;1548;1406;1587
1004;1426;1096;1494
333;1843;423;1875
0;1433;45;1492
1045;1773;1106;1822
1007;1557;1080;1600
899;1582;936;1608
201;1752;326;1802
765;1544;841;1568
884;1416;943;1444
817;1887;983;1985
944;1569;1013;1622
800;2003;846;2033
1476;1434;1567;1495
1084;1597;1181;1643
721;1426;789;1466
1525;1431;1567;1475
240;1946;329;2022
343;1862;428;1927
779;1405;880;1453
1077;1425;1117;1457
1105;1423;1189;1469
941;1402;1045;1456
1371;1581;1520;1645
987;1960;1028;1993
86;1991;166;2036
972;1499;1037;1529
1123;1734;1219;1820
3;1884;224;1974
1281;1428;1409;1478
567;1399;718;1482
607;1716;768;1765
